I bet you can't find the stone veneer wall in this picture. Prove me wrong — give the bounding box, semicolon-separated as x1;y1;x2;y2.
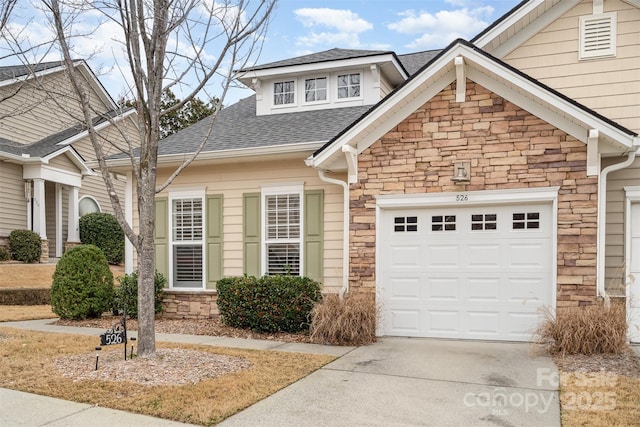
161;290;219;319
350;81;598;307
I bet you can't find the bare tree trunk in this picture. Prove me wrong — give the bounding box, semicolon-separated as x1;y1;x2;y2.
137;196;156;355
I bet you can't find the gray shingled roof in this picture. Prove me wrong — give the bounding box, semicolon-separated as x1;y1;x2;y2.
0;108;130;159
0;61;65;82
155;95;371;156
238;48;395;72
0;124;86;159
398;50;442;75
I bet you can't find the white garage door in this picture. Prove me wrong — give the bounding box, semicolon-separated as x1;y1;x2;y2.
380;203;553;341
628;202;640;343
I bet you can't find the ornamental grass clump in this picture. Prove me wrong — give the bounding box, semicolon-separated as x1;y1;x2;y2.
310;292;377;346
216;275;321;333
50;245;114;319
535;299;628;355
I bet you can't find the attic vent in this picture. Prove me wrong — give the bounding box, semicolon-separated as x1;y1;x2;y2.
579;12;616;60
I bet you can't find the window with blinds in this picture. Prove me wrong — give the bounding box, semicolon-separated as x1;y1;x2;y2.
265;193;301;275
172;197;204;287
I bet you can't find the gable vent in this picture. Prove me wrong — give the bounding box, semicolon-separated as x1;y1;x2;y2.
579;12;617;60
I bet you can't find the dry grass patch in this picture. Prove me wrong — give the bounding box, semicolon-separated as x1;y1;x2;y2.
0;305;55;322
0;263;125;289
310;293;377;346
0;327;334;425
559;368;640;426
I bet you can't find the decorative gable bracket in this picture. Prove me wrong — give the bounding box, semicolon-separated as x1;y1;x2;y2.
587;129;601;177
455;56;466;103
342;145;358;184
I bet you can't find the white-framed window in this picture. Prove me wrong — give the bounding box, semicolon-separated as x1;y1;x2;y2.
261;184;303;276
304;77;327;102
337;73;361;99
169;191;205;288
579;12;617;60
79;196;101;216
274;80;295;105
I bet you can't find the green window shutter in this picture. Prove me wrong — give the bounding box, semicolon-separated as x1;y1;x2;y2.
304;190;323;281
206;195;223;289
154;197;169;284
243;192;261;277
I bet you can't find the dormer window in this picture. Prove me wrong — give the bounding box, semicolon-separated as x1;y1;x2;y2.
337;73;361;99
274;80;295;105
305;77;327;102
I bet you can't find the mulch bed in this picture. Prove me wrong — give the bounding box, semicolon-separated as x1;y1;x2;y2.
55;314;315;344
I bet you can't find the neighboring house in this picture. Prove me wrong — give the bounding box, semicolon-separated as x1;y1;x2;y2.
0;61;136;260
110;0;640;342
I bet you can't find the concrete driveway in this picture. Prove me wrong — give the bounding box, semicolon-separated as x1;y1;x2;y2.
220;337;560;427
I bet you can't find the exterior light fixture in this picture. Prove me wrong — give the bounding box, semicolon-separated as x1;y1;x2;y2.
452;161;471;183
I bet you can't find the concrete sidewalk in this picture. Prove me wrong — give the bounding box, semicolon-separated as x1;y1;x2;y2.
0;319;561;427
0;388;198;427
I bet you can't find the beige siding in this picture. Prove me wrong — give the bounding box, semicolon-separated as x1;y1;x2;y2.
0;161;27;236
154;158;345;292
604;156;640;295
504;0;640;133
0;71;111;145
48;153;77;171
73;133;128;215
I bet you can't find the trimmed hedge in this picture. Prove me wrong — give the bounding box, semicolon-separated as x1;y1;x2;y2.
114;270;166;318
79;213;125;264
8;229;41;263
50;245;114;319
217;275;321;333
0;288;50;305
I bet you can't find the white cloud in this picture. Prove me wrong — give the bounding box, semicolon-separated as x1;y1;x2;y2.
293;8;372;48
295;8;373;33
387;6;494;49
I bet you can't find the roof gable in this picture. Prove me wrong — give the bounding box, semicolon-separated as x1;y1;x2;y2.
473;0;640;58
309;39;637;171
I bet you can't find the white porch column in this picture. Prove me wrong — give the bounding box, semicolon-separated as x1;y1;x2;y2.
32;178;46;239
55;183;63;257
125;171;134;274
67;186;80;243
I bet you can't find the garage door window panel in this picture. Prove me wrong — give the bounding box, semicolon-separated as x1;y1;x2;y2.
471;214;497;231
513;212;540;230
432;215;456;231
394;216;417;232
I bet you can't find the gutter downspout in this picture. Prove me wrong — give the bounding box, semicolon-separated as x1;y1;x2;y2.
318;170;350;299
597;150;636;296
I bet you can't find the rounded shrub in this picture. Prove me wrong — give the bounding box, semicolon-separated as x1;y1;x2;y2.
79;212;125;264
50;244;114;319
0;246;9;261
8;229;41;263
216;275;322;333
114;270;166;318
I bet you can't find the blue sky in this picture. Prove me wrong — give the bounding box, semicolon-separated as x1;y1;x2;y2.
263;0;518;58
4;0;521;104
227;0;520;102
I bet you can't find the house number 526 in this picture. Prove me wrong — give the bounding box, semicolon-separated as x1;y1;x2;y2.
456;194;468;202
